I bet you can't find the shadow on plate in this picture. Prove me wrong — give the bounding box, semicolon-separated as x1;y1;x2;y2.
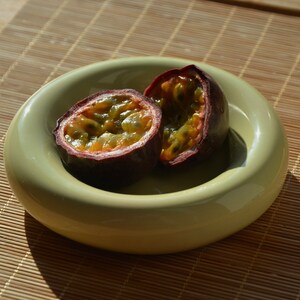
116;128;248;194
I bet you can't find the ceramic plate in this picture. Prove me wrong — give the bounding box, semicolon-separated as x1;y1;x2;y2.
4;57;288;254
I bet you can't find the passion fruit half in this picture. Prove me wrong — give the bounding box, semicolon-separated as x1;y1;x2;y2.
53;89;163;189
144;64;229;167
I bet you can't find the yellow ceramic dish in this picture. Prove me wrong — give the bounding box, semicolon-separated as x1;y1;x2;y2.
4;56;288;254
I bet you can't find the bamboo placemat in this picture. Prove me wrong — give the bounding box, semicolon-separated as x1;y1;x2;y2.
1;0;300;299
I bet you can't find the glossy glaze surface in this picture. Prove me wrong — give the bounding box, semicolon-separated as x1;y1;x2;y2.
4;56;288;254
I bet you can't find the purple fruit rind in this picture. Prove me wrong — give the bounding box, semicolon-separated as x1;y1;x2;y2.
144;64;229;167
53;89;163;189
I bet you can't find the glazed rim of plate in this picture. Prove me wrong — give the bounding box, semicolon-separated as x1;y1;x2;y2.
10;57;282;209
